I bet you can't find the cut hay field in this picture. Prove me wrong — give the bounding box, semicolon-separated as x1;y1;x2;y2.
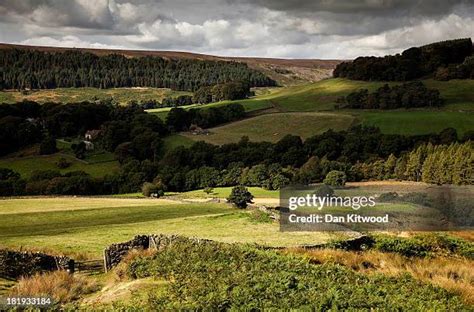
0;87;191;105
0;197;341;258
182;112;356;144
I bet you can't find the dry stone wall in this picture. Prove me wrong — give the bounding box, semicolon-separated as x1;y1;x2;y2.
0;249;74;279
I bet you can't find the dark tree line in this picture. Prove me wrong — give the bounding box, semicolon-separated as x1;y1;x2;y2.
0;100;248;157
435;56;474;80
161;95;194;108
341;81;443;109
193;81;253;104
151;126;470;192
140;81;252;109
1;98;472;196
165;103;246;131
1;123;470;196
352;141;473;185
0;49;276;91
334;38;473;81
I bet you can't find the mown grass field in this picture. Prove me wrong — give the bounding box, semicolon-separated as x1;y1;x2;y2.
0;87;191;105
0;154;119;178
0;197;341;258
182;112;356;144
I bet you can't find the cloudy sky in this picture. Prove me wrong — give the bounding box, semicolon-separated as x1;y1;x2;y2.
0;0;473;59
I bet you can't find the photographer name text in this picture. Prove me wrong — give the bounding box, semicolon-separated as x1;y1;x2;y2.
288;213;389;224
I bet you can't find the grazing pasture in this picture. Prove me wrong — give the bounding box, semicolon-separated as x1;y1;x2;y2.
0;154;119;178
358;111;474;136
162;78;474;142
0;197;341;258
182;112;355;144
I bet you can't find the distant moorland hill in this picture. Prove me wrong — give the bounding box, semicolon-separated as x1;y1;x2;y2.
0;43;341;87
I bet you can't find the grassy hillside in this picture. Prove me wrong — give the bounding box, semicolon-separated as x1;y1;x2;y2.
182;112;356;144
171;78;473;143
359;111;474;136
0;87;191;105
256;78;474;112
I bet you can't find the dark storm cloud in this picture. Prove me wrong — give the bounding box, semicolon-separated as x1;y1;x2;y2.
249;0;470;15
0;0;472;58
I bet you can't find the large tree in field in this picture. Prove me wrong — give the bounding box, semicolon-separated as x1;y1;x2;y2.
227;185;254;209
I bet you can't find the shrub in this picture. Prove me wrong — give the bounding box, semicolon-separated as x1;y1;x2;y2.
323;170;347;187
39;136;57;155
56;157;71;169
10;271;98;304
373;236;431;257
71;142;86;159
400;192;432;207
313;184;335;197
368;234;474;259
378;192;399;202
203;187;214;195
142;182;164;198
227;185;254;208
124;236;468;310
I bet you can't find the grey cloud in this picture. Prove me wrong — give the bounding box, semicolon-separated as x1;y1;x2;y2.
0;0;472;59
0;0;116;29
249;0;470;16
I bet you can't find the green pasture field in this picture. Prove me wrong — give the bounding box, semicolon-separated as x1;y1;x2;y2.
0;197;341;258
111;186;279;199
172;186;280;199
181;112;356;144
263;78;474;112
162;134;195;151
358;111;474;136
158;78;474;141
0;154;118;178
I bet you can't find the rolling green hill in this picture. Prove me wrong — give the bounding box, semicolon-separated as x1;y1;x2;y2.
251;78;474;112
177;78;473;144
